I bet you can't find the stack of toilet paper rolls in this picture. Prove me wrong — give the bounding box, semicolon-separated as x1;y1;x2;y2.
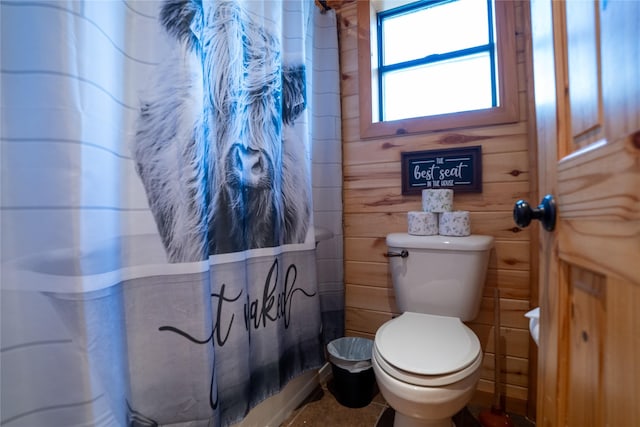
407;189;471;236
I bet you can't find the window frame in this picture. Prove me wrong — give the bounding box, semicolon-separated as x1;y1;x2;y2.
357;0;519;138
376;0;498;122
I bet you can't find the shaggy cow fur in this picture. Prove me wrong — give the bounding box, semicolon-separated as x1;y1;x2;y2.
133;0;310;262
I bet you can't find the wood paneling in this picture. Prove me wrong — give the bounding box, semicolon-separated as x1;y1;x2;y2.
565;266;606;427
343;151;530;189
335;1;536;414
345;284;398;313
473;297;531;329
343;182;531;213
477;380;528;401
345;307;394;334
565;1;602;140
605;275;640;427
469;324;531;359
345;212;530;241
342;122;530;154
481;354;529;388
344;261;390;288
484;269;531;300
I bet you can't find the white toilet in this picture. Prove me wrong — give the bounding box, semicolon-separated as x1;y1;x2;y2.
373;233;494;427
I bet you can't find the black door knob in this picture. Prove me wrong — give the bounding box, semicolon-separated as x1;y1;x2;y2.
513;194;556;231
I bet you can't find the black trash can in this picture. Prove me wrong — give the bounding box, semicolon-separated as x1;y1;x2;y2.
327;337;376;408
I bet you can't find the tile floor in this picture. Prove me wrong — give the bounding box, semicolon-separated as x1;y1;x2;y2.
281;378;535;427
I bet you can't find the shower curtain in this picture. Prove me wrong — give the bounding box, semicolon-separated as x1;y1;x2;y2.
0;1;343;426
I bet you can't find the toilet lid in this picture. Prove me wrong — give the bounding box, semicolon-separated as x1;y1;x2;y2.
375;312;480;376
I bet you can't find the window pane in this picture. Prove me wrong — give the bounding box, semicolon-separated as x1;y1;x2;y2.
382;53;492;121
382;0;489;66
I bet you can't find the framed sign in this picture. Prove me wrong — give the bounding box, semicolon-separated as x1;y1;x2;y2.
401;146;482;195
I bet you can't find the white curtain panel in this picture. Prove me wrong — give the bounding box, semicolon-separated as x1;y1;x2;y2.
308;5;345;346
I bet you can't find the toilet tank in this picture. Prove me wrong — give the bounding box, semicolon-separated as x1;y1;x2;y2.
386;233;494;321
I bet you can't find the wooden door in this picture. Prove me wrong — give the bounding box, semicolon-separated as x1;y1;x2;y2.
529;1;640;426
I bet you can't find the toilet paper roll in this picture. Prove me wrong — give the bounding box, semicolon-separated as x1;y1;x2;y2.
525;307;540;347
407;211;439;235
421;189;453;213
438;211;471;236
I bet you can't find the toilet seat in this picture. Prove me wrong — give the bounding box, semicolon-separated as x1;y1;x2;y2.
374;312;482;387
373;344;483;387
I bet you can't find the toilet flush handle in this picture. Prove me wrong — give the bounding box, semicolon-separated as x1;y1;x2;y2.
384;250;408;258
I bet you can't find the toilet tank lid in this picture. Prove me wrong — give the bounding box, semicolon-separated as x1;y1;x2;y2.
386;233;494;251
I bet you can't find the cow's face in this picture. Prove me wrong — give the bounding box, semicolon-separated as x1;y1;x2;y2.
142;0;309;256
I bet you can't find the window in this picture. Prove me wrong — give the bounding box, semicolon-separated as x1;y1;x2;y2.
378;0;497;121
357;0;519;138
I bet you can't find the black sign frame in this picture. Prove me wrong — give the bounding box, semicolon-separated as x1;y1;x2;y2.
401;146;482;195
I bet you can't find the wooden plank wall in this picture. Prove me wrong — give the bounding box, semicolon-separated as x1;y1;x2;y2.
334;2;535;415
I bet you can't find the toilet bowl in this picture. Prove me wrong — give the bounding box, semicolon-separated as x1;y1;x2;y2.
372;312;482;427
376;233;494;427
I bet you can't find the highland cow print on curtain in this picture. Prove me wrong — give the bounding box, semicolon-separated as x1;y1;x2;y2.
135;0;311;261
0;1;328;426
